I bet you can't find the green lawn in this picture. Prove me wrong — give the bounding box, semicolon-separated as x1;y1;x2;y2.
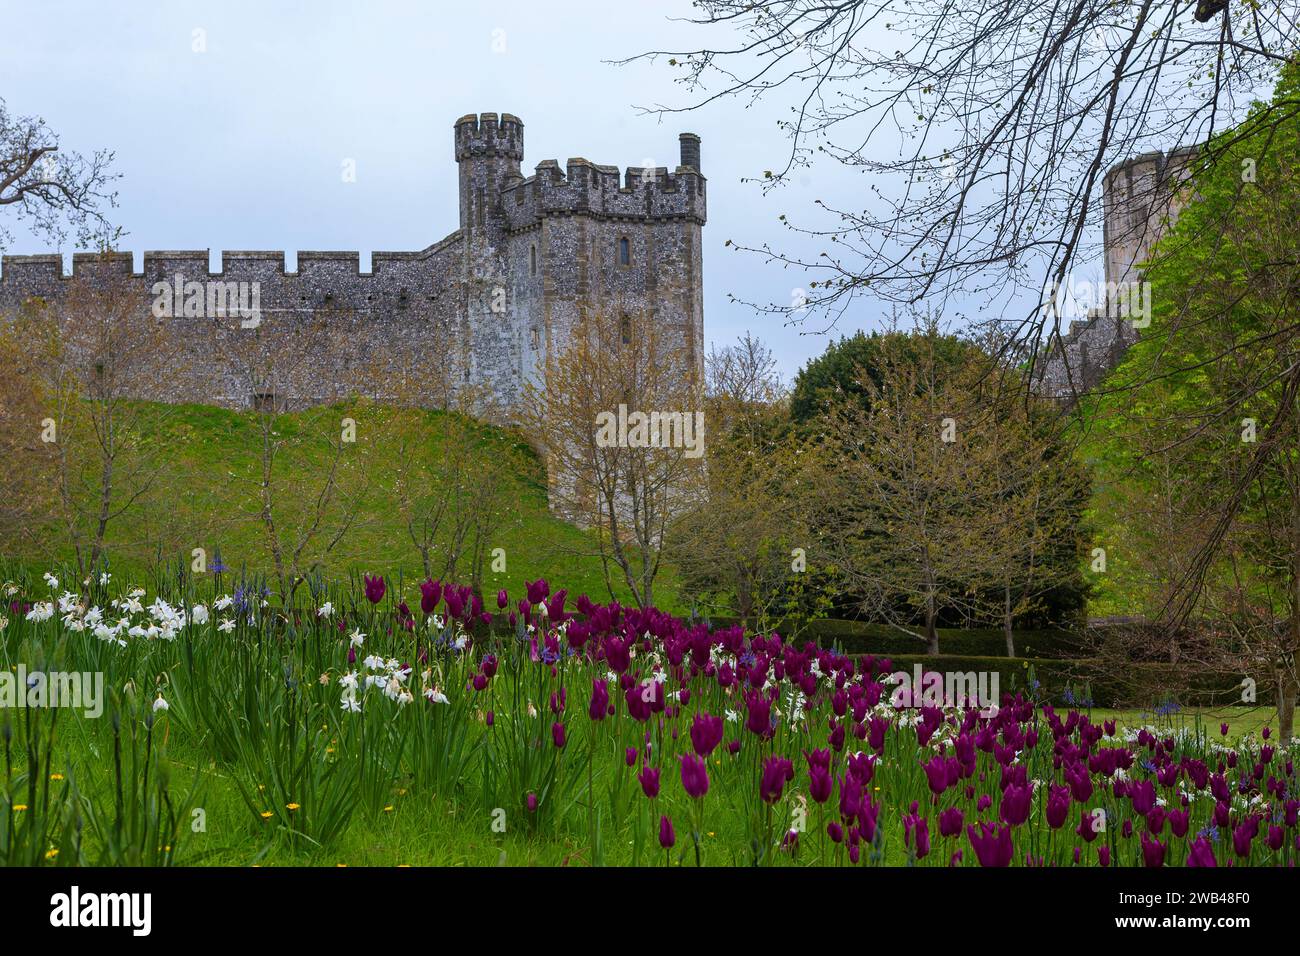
5;400;681;612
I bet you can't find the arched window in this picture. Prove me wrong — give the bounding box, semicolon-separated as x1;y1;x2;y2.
620;314;632;345
530;244;537;276
617;237;630;267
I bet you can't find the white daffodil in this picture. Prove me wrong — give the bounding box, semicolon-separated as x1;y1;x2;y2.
338;671;358;691
318;602;334;619
152;696;169;713
214;595;233;611
191;604;209;625
43;572;59;590
217;618;235;633
425;686;449;705
349;628;366;648
25;602;54;623
340;692;361;714
99;572;111;586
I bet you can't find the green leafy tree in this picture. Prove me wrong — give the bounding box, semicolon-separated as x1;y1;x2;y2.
1085;59;1300;735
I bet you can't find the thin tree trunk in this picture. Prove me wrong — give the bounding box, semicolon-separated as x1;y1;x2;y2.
1004;583;1016;658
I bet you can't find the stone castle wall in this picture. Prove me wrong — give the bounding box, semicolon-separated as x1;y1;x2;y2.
0;113;706;418
1036;146;1197;399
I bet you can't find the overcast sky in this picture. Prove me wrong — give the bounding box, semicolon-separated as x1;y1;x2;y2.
0;0;1104;382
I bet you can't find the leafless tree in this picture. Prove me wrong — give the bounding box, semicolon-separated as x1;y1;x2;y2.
521;309;705;608
620;1;1299;374
0;98;120;251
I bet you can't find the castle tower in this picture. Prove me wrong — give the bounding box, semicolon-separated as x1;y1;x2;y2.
1036;145;1197;399
454;113;525;401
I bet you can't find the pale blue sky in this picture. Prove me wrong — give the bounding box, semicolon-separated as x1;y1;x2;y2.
0;0;1110;380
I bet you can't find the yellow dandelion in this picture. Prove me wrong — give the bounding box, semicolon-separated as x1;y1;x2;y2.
286;803;300;811
12;804;27;812
383;805;394;813
260;811;273;820
336;863;347;867
50;773;64;781
45;849;59;859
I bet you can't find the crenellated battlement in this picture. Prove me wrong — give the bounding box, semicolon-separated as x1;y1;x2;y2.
502;158;705;231
454;112;524;162
1;111;706;424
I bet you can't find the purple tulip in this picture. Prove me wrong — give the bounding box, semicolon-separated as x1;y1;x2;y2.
1130;779;1156;816
659;814;675;849
496;588;508;609
1140;832;1166;868
1186;836;1217;867
588;679;609;722
744;691;773;738
680;753;710;799
526;792;538;813
938;807;964;838
966;822;1013;867
1045;785;1070;830
419;578;441;615
1232;816;1259;857
551;722;566;749
904;813;930;859
444;588;464;620
363;574;385;604
759;755;794;803
999;783;1032;826
689;712;725;757
923;756;950;796
638;766;661;799
809;765;834;804
1266;824;1285;851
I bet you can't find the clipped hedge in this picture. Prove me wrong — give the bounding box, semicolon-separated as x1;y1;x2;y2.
706;617;1086;660
863;654;1264;710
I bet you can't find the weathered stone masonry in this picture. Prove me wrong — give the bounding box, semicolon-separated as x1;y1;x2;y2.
0;113;707;417
1037;146;1196;399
